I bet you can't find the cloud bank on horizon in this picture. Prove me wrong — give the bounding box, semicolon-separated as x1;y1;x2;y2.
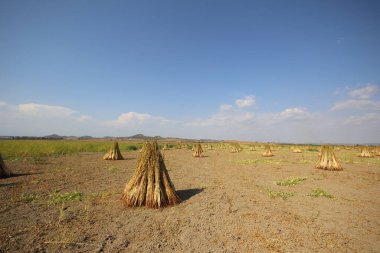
1;84;379;144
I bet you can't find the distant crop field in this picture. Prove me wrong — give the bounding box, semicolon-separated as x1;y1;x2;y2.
0;140;143;159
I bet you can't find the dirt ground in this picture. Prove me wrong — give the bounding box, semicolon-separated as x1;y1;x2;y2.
1;147;379;252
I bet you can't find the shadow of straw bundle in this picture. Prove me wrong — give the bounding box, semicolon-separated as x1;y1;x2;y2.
103;142;124;160
315;145;342;171
122;141;181;208
0;154;12;178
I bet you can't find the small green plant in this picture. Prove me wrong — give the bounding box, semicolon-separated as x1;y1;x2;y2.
88;190;119;202
49;191;83;204
58;203;66;224
267;189;296;200
20;193;39;203
275;177;307;186
308;188;334;199
106;166;119;172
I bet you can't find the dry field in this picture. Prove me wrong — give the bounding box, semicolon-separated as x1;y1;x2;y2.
1;146;379;252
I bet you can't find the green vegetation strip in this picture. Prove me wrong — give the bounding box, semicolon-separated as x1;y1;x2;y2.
275;177;307;186
0;140;142;159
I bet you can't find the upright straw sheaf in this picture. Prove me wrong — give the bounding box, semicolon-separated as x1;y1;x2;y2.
375;147;380;156
103;142;124;160
262;144;274;157
122;141;181;208
0;154;12;178
230;143;242;153
193;142;203;157
315;146;342;171
292;146;302;153
358;146;374;158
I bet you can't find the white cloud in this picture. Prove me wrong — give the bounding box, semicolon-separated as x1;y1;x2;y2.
17;103;76;117
77;115;94;122
187;105;254;127
344;113;380;125
219;104;233;112
107;112;153;126
331;84;380;112
280;108;312;120
331;99;380;111
349;84;378;99
235;95;255;108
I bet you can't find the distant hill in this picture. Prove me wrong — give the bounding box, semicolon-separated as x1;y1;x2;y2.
127;134;163;140
44;134;64;139
78;135;94;139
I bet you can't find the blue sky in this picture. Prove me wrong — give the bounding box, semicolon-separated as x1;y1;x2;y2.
1;0;379;143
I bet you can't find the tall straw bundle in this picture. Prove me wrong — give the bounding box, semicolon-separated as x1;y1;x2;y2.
358;146;373;158
315;146;342;171
103;142;124;160
262;144;274;157
0;154;12;178
122;141;181;208
230;144;242;153
375;147;380;156
193;142;203;157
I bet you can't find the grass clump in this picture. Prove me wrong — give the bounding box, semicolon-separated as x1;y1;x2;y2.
49;191;83;204
20;193;39;203
308;188;334;199
267;189;296;200
275;177;307;186
106;166;120;172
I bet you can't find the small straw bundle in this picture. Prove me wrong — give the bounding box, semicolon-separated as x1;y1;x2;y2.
292;146;302;153
103;142;124;160
358;146;374;158
262;144;274;157
193;142;203;157
315;146;342;171
122;141;181;208
230;144;242;153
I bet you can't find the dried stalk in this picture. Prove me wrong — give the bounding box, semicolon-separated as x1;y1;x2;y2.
122;141;181;208
315;146;342;171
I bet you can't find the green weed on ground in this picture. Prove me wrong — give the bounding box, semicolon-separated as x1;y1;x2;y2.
49;191;83;204
267;189;296;200
308;188;335;199
275;177;307;186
